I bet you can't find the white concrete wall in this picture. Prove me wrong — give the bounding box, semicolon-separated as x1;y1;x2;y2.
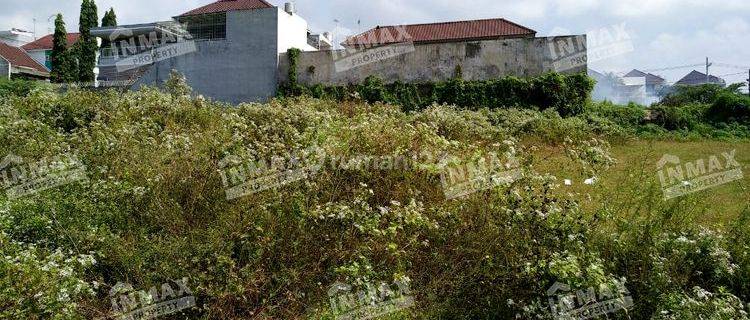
276;8;316;53
26;50;49;71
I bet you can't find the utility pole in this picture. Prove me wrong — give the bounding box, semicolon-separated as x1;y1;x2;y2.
705;57;711;84
747;69;750;96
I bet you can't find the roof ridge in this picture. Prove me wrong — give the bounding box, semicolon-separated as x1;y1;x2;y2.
177;0;274;17
345;17;537;45
22;32;81;50
373;17;534;31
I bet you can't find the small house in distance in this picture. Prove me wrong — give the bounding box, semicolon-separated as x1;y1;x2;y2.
0;42;50;80
589;69;647;105
92;0;321;104
22;33;81;71
675;70;726;87
623;69;666;95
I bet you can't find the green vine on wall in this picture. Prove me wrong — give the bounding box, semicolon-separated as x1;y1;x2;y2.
287;48;301;85
281;48;303;96
281;73;595;117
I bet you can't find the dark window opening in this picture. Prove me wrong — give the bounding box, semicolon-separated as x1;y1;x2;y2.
178;13;227;40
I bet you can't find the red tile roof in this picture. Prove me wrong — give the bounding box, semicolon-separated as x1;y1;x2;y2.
0;42;49;75
177;0;274;17
344;18;536;47
22;33;80;51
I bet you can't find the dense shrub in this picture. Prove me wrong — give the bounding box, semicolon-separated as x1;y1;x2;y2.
283;73;594;117
709;91;750;123
0;80;748;319
650;103;710;130
658;83;750;125
0;78;41;98
660;84;726;107
587;101;647;127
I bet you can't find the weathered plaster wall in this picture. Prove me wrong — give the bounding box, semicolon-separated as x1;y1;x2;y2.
279;35;587;85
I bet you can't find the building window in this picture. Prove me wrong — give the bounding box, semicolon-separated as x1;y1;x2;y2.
44;50;52;70
178;13;227;40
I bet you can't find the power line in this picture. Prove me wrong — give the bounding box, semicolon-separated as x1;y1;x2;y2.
613;63;704;75
613;62;749;75
641;63;704;73
714;62;750;70
717;71;748;77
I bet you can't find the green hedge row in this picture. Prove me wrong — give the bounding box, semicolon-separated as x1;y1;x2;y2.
281;73;595;117
656;84;750;126
0;78;41;98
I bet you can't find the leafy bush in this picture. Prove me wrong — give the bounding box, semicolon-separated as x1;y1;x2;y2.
658;83;750;125
284;73;594;117
0;228;97;319
0;79;748;319
650;103;710;130
709;91;750;124
587;101;647;127
652;287;749;319
0;78;41;98
660;84;726;107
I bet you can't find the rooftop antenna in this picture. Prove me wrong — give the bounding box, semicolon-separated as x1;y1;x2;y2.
47;14;56;34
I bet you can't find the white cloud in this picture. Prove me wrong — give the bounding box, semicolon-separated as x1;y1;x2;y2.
608;0;750;17
554;0;600;16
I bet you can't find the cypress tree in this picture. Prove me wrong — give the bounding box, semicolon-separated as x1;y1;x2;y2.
77;0;99;82
100;8;117;52
101;8;117;27
50;14;76;83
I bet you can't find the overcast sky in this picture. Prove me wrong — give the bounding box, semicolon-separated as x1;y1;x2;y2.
1;0;748;85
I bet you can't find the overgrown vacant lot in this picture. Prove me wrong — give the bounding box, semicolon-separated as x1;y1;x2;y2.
532;141;750;227
1;79;749;319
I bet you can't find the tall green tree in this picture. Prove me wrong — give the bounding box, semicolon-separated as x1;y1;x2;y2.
100;8;117;53
50;14;76;83
76;0;99;82
101;8;117;27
